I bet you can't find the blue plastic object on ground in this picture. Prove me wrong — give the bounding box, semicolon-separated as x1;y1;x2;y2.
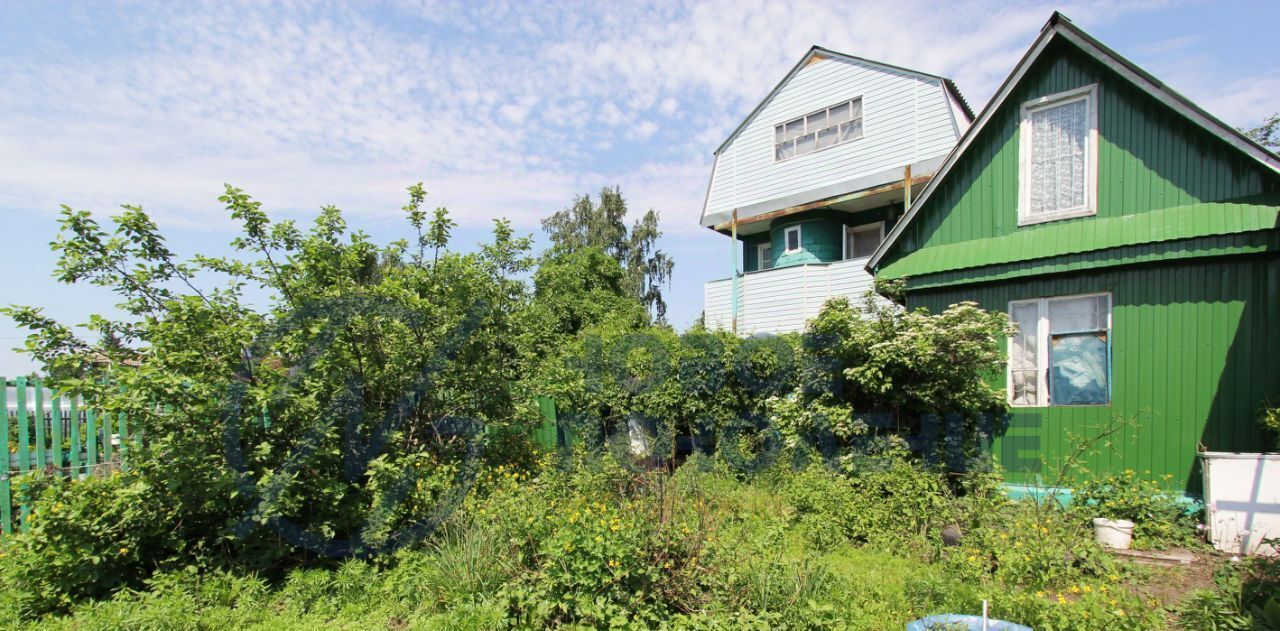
905;614;1033;630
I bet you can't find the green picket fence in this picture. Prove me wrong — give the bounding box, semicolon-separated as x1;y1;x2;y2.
3;377;139;536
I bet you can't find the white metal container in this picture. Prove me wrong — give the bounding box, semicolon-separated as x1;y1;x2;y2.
1200;451;1280;556
1092;517;1134;550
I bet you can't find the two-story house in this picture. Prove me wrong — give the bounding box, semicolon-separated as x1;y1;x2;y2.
700;47;972;334
868;13;1280;495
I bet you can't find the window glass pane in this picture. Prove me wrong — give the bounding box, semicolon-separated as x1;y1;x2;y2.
806;111;826;132
785;119;805;141
1011;370;1039;406
816;126;838;149
1049;295;1105;333
849;98;862;119
1009;301;1040;405
775;141;794;161
1050;332;1108;405
786;229;800;251
828;102;850;124
840;119;863;142
775;125;785;144
850;227;880;258
795;132;816;154
1028;98;1087;215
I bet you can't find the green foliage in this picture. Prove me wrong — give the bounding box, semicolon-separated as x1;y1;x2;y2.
0;472;181;616
1177;552;1280;630
944;499;1115;590
1073;469;1199;549
783;456;951;551
541;186;674;322
1242;112;1280;151
805;296;1013;420
1260;403;1280;451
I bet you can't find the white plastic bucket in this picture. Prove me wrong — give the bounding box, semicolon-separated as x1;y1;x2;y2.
1093;518;1134;550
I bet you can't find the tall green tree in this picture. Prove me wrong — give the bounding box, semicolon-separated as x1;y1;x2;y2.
540;186;674;322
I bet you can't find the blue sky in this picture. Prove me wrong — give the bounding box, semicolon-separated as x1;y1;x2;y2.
0;0;1277;375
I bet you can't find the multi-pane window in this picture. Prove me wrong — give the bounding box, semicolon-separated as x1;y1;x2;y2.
757;242;773;270
845;222;883;259
1018;85;1097;224
775;98;863;161
784;226;802;252
1008;293;1110;407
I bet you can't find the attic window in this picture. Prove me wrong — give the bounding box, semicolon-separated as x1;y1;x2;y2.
775;98;863;161
1018;85;1098;225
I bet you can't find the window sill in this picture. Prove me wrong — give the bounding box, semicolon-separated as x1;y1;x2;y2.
1017;207;1096;227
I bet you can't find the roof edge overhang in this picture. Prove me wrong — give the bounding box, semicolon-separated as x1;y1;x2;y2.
701;155;946;233
865;11;1280;273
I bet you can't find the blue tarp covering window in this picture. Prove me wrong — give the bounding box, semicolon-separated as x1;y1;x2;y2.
1050;332;1108;405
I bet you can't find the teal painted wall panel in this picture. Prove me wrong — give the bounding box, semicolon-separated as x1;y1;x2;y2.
908;254;1280;494
773;216;843;267
742;233;770;272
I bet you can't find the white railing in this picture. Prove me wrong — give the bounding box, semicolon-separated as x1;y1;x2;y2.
703;257;878;335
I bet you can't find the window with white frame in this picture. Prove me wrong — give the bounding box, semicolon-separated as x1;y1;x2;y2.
774;98;863;161
1018;85;1098;225
784;226;802;253
757;242;773;270
845;222;883;259
1008;293;1111;407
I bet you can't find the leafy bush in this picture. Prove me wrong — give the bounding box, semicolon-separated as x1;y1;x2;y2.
0;471;181;616
1074;469;1199;549
945;498;1116;590
1177;552;1280;630
782;455;951;551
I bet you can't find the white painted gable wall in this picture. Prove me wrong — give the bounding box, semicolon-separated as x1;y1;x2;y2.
703;55;964;223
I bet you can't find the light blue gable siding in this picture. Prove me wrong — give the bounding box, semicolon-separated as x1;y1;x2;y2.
702;51;966;227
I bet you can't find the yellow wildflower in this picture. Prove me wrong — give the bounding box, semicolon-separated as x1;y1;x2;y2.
1082;585;1092;593
1057;593;1066;604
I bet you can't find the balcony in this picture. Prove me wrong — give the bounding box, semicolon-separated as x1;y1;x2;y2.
703;257;879;335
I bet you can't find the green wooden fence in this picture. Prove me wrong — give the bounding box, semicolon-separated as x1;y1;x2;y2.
3;377;140;536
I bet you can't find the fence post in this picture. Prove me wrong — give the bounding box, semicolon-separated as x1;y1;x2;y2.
101;408;112;465
50;392;63;473
1;377;10;535
69;395;81;479
15;377;29;474
33;379;45;470
14;377;30;531
86;408;98;468
118;412;128;470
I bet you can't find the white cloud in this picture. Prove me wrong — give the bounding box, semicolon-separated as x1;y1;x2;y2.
0;0;1258;245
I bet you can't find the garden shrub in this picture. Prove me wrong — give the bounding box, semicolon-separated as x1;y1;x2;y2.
1073;469;1200;549
782;455;952;552
944;498;1116;590
1177;552;1280;630
0;471;182;616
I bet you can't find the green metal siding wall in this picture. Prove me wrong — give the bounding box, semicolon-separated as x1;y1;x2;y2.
910;255;1280;494
880;38;1279;269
